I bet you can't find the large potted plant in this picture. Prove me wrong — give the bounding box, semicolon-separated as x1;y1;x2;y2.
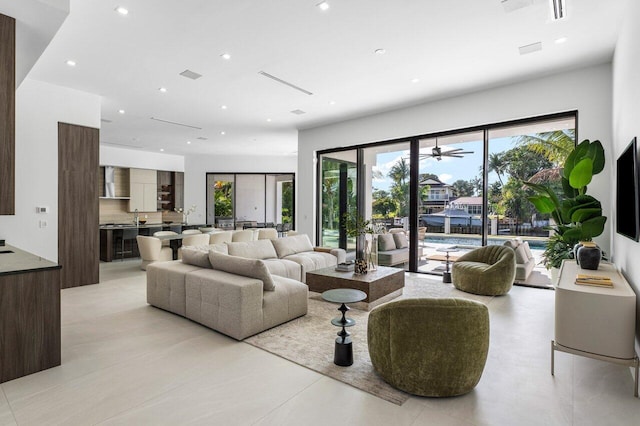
525;139;607;270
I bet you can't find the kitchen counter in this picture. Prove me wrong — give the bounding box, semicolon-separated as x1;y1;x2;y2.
99;223;208;261
0;244;61;383
0;244;61;276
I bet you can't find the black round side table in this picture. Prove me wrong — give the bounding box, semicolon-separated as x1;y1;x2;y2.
321;288;367;367
437;247;459;283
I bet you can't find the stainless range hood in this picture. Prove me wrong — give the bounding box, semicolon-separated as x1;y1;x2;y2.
104;165;115;198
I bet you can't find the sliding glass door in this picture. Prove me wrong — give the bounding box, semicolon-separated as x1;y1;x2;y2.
316;112;577;275
362;142;411;270
319;150;357;251
417;132;484;273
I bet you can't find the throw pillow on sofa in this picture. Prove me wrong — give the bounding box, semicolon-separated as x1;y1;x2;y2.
208;251;276;291
271;234;315;258
514;244;529;264
227;239;278;259
181;247;212;268
378;233;396;251
522;241;534;260
393;232;409;249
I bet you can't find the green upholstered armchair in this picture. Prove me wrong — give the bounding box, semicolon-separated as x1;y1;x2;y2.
452;245;516;296
367;298;490;397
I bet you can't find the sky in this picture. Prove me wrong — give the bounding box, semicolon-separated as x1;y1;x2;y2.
372;136;515;192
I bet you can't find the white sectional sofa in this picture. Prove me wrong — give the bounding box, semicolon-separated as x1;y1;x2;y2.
146;235;346;340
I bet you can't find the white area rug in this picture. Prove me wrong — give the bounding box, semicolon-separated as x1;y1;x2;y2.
245;274;493;405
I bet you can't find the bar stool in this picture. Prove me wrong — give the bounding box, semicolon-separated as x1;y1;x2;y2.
115;228;139;260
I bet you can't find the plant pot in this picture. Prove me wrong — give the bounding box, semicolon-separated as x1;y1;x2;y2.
577;243;602;270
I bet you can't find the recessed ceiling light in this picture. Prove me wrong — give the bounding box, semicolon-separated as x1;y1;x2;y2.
555;37;567;44
159;87;167;93
411;78;420;83
317;1;330;11
66;60;76;67
159;148;164;152
374;48;386;55
221;105;228;110
266;118;272;122
329;100;336;105
220;53;231;60
186;141;191;145
220;131;226;135
115;6;129;15
118;109;125;114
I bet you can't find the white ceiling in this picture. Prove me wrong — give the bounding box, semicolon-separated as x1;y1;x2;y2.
23;0;627;157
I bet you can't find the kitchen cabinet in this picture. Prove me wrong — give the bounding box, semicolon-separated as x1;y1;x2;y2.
129;168;157;212
157;171;184;212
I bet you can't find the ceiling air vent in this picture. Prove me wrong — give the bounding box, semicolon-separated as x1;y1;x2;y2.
101;118;112;123
180;69;202;80
150;117;202;130
258;71;313;96
290;109;306;115
519;42;542;55
196;136;208;140
501;0;535;13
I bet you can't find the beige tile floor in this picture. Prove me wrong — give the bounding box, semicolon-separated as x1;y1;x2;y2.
1;260;639;425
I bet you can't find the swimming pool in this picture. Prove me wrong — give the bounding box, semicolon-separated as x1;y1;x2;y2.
425;235;547;250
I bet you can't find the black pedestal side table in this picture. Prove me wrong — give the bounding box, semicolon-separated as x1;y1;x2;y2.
437;247;459;283
321;288;367;367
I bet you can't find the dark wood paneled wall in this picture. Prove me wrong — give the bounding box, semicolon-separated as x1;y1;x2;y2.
0;14;15;215
58;123;99;288
0;269;61;383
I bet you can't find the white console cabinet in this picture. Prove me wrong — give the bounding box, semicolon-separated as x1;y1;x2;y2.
552;259;638;396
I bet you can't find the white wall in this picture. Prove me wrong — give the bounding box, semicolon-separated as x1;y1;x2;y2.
235;175;266;222
298;64;613;250
0;78;101;261
100;145;184;172
611;0;640;349
184;154;297;226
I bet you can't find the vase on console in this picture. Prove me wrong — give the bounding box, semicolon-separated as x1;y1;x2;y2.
576;241;601;270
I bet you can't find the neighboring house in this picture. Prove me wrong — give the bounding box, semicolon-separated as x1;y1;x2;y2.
449;196;483;216
419;177;454;214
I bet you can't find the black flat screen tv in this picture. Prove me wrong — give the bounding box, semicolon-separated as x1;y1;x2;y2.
616;137;639;241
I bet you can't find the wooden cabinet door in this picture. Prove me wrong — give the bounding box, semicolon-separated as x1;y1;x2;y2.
129;183;144;212
143;183;157;212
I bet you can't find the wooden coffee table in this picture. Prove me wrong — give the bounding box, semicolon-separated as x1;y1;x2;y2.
306;265;405;310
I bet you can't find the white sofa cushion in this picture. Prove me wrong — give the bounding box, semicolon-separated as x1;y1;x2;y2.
522;241;534;260
209;231;233;244
208;251;276;291
271;234;315;258
181;247;212;268
227;239;278;260
393;233;408;249
147;261;202;317
283;251;338;281
262;258;302;281
378;233;396;251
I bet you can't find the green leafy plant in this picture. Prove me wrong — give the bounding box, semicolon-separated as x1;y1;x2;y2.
541;234;574;269
342;212;374;237
524;139;607;268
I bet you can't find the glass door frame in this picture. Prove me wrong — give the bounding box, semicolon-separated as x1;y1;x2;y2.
316;110;578;274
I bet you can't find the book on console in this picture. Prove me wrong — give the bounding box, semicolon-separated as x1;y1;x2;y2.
575;274;613;287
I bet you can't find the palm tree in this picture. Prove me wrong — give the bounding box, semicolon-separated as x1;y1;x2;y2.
388;158;410;217
389;158;410;186
513;129;575;165
488;152;507;185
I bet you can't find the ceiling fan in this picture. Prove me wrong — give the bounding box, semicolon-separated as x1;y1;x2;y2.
419;139;474;161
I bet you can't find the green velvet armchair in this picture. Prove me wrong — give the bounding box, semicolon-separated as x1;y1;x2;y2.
367;298;490;397
452;245;516;296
